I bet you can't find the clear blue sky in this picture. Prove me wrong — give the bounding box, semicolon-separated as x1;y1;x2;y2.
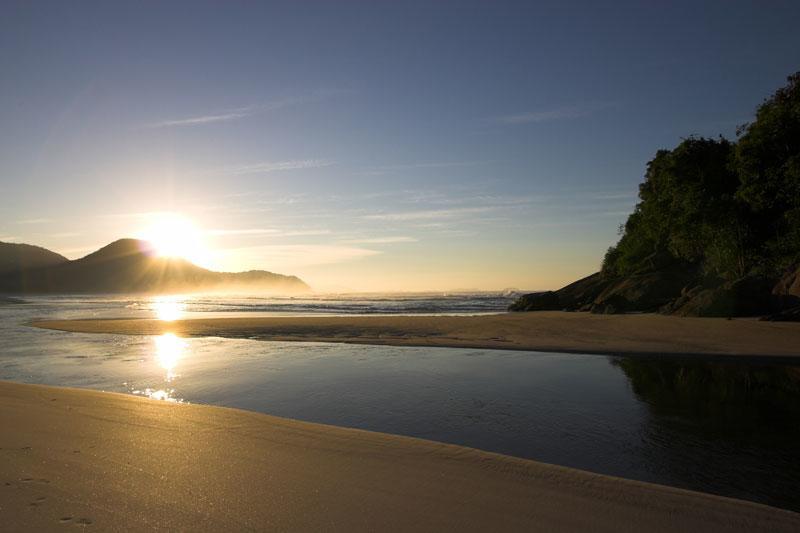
1;1;799;291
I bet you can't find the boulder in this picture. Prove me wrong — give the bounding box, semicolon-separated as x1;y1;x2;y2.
508;263;785;318
771;265;800;310
507;291;561;311
761;306;800;322
588;265;698;314
668;276;773;317
554;273;610;310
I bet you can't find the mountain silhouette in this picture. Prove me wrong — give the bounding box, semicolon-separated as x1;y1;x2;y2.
0;238;309;294
0;241;69;274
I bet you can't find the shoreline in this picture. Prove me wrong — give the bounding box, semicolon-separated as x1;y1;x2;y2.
34;311;800;360
2;380;798;531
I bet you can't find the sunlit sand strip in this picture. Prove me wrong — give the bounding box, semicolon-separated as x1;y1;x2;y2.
35;311;800;359
1;381;798;532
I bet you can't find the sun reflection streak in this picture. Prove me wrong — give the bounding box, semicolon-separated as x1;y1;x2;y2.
154;333;186;382
153;296;185;321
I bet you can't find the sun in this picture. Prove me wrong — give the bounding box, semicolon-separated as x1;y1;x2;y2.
137;213;215;269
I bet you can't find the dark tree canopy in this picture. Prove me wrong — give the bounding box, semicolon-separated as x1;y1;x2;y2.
603;72;800;281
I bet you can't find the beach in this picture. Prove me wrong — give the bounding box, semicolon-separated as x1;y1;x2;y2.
35;311;800;359
1;380;798;532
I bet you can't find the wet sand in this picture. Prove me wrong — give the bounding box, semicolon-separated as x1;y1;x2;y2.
2;380;798;532
35;312;800;359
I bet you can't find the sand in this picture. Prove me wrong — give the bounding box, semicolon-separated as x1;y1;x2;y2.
35;312;800;359
1;380;798;532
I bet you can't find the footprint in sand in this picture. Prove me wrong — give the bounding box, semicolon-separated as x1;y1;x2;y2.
29;496;46;507
58;516;92;526
20;477;50;484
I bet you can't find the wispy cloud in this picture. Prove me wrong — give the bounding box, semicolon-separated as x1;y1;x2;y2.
363;206;493;221
597;210;632;217
97;210;178;220
358;160;488;177
145;88;353;129
278;229;333;237
376;161;487;171
221;159;334;176
338;236;417;244
15;218;51;224
228;244;380;269
497;103;614;125
147;107;254;128
593;192;637;201
146;97;301;128
207;228;279;236
207;228;331;237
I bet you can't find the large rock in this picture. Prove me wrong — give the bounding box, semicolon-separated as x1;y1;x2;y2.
554;273;610;310
588;267;698;314
667;276;773;317
509;264;792;318
762;306;800;322
507;291;561;311
509;266;698;314
772;265;800;310
508;273;612;312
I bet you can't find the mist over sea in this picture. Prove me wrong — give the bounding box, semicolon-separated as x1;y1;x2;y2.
9;292;522;320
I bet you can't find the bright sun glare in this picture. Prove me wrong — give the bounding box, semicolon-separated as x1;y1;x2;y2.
137;214;215;269
153;296;185;321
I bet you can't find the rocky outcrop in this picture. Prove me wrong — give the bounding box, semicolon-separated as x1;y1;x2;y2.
507;290;561;311
664;277;773;317
772;265;800;310
510;265;800;318
510;266;700;315
762;306;800;322
555;273;608;310
760;266;800;321
587;266;699;314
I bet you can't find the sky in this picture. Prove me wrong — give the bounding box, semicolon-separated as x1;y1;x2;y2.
1;1;799;292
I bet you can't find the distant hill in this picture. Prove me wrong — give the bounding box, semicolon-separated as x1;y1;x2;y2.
0;241;68;274
0;238;309;294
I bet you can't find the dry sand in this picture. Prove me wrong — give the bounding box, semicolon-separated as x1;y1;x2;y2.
1;380;798;532
35;312;800;359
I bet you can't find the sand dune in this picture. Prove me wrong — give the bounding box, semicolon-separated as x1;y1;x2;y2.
1;381;798;532
36;312;800;359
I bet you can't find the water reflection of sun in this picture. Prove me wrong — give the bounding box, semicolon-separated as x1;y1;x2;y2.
153;296;185;321
154;333;186;382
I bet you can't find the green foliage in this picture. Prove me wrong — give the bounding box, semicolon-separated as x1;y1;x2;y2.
603;72;800;280
734;72;800;270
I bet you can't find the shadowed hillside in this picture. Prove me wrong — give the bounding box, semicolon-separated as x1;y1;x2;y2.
0;241;68;274
0;239;309;294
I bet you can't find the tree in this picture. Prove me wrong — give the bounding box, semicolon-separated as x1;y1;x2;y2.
734;72;800;272
603;137;742;278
